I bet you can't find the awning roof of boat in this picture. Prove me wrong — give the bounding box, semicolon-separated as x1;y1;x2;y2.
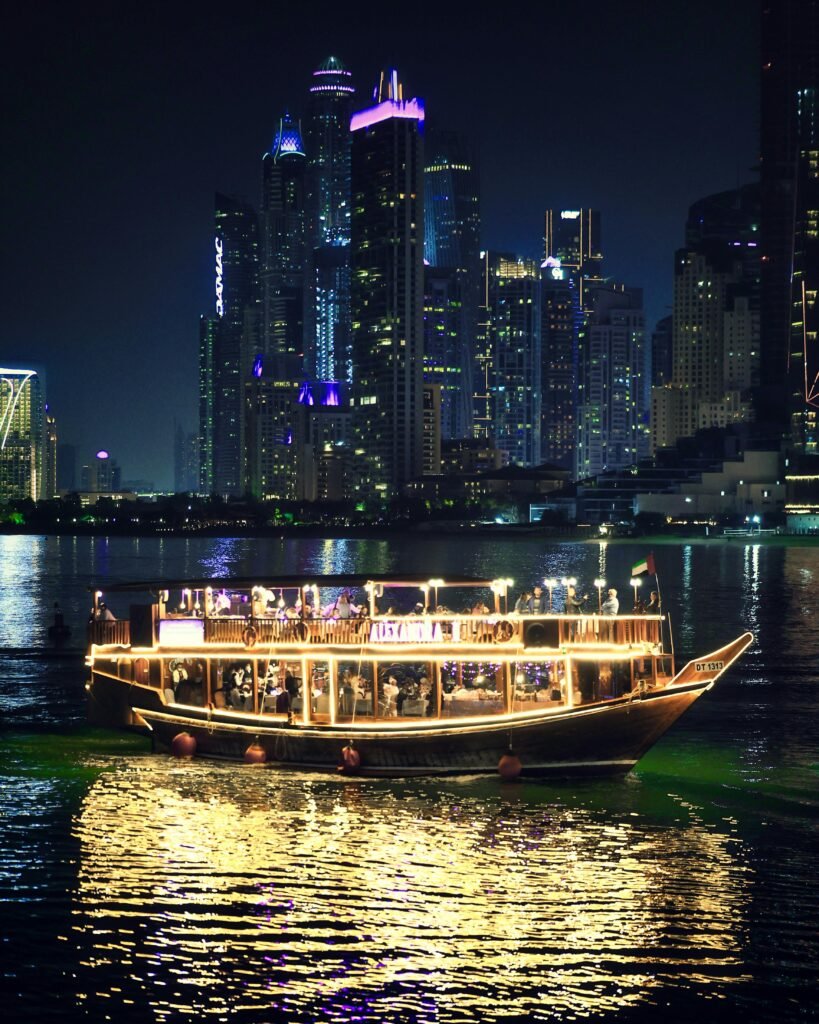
90;574;496;593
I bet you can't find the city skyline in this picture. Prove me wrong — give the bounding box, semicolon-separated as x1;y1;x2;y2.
1;2;757;487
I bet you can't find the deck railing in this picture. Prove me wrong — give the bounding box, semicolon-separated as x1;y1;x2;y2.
160;613;663;649
87;620;131;646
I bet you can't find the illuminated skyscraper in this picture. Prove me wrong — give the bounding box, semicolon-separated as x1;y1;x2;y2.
576;286;648;480
350;69;425;498
652;188;760;453
305;56;354;383
540;260;580;471
261;112;307;369
423;266;470;439
211;193;259;495
487;254;542;467
759;0;819;439
0;367;45;500
424;130;481;437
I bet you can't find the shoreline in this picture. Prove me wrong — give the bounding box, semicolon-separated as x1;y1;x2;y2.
0;525;816;545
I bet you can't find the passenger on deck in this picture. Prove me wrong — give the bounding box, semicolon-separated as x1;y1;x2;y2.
646;591;661;614
214;590;231;616
382;675;399;716
566;586;587;613
96;602;116;621
601;588;619;615
514;591;533;614
530;586;546;614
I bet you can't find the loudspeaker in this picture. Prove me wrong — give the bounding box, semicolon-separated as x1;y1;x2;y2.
523;619;560;647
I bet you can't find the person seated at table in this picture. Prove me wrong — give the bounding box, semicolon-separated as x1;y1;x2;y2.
214;590;231;616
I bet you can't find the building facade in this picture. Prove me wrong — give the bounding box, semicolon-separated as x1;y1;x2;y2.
540;261;580;471
349;69;425;499
0;367;45;501
305;57;355;384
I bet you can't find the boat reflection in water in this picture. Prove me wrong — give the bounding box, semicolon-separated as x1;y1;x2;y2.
68;762;752;1021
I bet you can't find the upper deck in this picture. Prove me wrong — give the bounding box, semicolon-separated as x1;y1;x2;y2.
86;574;666;655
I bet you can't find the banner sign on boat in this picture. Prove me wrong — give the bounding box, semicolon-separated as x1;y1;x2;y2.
369;620;447;643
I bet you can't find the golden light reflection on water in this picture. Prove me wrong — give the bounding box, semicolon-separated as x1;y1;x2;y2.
67;763;753;1022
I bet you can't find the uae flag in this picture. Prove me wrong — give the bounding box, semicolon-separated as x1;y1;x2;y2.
631;551;656;576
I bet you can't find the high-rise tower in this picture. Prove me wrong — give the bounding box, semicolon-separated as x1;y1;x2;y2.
349;69;425;499
210;193;259;495
0;367;45;500
759;0;819;439
424;129;481;437
305;57;355;384
260;112;307;372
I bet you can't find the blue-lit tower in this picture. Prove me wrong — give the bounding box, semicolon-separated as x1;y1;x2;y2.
305;57;355;384
261;111;308;373
350;69;425;499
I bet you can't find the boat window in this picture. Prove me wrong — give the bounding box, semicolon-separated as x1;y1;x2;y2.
442;660;505;716
511;660;564;712
309;661;331;716
166;658;206;706
336;661;374;720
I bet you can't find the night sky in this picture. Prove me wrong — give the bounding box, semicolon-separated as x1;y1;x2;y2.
1;1;758;489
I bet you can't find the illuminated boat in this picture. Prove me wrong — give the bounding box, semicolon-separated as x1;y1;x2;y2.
85;575;753;777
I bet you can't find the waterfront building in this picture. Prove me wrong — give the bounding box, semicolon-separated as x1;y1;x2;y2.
349;69;425;499
423;265;471;439
576;286;648;479
44;407;57;500
487;254;541;467
198;315;218;494
305;57;354;384
209;193;260;495
652;187;761;453
244;373;304;501
0;367;45;501
80;450;121;492
540;260;580;471
473;250;493;440
760;0;819;436
261;112;308;369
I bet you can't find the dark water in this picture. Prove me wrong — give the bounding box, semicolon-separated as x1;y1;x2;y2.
1;535;818;1022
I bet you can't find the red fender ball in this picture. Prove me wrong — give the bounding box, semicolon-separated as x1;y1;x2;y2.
244;743;267;764
340;745;361;772
498;751;522;780
171;732;197;758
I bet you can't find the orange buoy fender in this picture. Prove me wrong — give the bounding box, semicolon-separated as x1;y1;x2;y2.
498;750;522;780
339;743;361;773
171;731;197;758
244;742;267;764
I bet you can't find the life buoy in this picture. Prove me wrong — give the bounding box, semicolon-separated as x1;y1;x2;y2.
493;619;515;643
242;625;258;649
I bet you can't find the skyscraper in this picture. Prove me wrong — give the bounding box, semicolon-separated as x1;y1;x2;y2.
0;367;45;500
652;188;760;452
759;0;819;437
198;314;217;494
540;260;580;470
305;56;354;383
350;69;425;499
575;286;648;480
487;254;542;467
260;112;307;370
424;129;481;438
209;193;260;495
423;265;469;439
